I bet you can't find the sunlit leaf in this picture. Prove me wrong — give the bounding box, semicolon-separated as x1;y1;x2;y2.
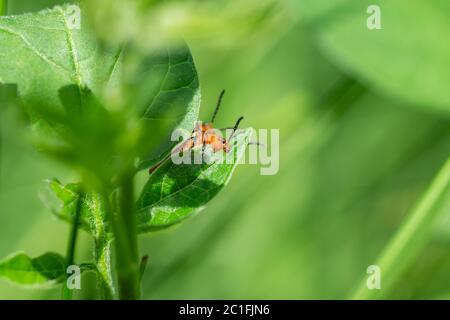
0;252;66;287
136;128;253;232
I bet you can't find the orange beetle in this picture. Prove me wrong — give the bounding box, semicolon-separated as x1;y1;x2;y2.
149;90;244;174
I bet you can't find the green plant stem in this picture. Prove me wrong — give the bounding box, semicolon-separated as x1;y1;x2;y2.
61;191;83;300
352;155;450;299
95;237;114;299
0;0;7;16
89;192;114;300
112;173;141;300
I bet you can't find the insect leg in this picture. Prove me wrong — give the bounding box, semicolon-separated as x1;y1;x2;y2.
148;136;195;174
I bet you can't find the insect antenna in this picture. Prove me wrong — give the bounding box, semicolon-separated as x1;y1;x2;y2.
229;116;244;140
211;89;226;123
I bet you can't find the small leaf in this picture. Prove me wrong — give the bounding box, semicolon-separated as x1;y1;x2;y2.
133;44;201;169
136;128;253;232
0;252;67;287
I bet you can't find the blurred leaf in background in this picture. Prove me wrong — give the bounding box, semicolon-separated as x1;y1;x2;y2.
294;0;450;114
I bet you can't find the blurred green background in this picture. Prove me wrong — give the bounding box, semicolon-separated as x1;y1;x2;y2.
1;0;450;299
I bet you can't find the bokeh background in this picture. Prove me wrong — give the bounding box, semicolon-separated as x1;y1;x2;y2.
1;0;450;299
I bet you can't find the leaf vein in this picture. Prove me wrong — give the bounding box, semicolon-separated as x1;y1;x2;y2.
0;25;71;73
56;7;83;87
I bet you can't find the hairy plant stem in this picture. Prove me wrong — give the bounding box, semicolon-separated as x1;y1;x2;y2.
0;0;7;16
352;155;450;299
111;173;141;300
61;190;83;300
94;236;114;299
91;193;114;299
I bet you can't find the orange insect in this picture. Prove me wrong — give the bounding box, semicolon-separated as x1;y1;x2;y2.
149;90;244;174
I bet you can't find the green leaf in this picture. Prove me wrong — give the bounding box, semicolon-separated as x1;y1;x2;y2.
296;0;450;114
44;178;114;298
0;5;201;170
0;252;67;287
136;128;253;232
128;45;200;124
352;155;450;299
132;44;201;169
0;0;7;16
0;4;119;110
